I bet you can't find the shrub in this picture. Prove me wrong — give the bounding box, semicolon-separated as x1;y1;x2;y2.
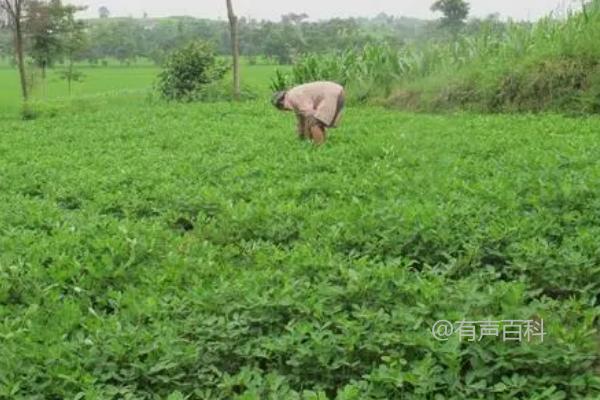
157;41;228;102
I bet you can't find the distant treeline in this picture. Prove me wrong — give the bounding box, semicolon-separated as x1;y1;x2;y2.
0;12;508;66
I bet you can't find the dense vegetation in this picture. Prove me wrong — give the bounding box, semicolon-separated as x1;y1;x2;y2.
272;1;600;115
0;12;431;66
388;0;600;114
156;42;227;102
1;97;599;398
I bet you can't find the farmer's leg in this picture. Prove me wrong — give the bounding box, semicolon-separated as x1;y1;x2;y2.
296;115;307;140
304;116;325;145
331;91;346;127
310;124;326;145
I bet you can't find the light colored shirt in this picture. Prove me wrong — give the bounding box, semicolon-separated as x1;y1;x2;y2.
284;81;345;127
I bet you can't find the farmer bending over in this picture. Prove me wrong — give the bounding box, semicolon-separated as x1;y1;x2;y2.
272;81;345;145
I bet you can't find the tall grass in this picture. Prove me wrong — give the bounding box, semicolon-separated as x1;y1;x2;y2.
271;44;405;102
273;0;600;112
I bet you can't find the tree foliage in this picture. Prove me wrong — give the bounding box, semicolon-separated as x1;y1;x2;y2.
98;5;109;19
25;0;84;77
59;3;86;94
0;14;430;65
0;0;29;100
431;0;470;31
157;41;227;101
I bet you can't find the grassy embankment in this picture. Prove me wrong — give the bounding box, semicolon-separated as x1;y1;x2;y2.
388;1;600;114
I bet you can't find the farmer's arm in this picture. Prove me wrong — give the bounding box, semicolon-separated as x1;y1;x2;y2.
296;114;308;138
284;93;316;118
295;103;316;118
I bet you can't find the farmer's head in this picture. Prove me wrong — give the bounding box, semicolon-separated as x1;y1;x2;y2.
271;91;287;110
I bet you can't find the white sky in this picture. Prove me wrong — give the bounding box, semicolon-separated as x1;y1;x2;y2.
69;0;580;21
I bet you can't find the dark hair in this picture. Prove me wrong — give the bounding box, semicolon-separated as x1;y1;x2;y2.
271;91;287;109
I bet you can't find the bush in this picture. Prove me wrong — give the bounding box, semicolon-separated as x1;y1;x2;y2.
157;41;228;102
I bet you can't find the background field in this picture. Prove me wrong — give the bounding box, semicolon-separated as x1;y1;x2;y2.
0;62;284;119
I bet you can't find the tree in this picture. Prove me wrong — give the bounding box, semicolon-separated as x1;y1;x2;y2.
226;0;240;100
24;0;86;94
262;26;292;64
25;0;63;80
281;13;308;25
58;2;86;94
157;41;227;101
98;5;109;19
431;0;470;32
0;0;28;101
0;26;12;57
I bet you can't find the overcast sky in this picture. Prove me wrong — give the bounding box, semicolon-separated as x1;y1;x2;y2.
69;0;579;21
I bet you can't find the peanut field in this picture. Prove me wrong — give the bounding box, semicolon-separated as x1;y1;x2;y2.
1;95;599;398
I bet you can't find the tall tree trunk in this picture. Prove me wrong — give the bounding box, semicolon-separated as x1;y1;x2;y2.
226;0;240;101
14;5;28;101
67;58;73;95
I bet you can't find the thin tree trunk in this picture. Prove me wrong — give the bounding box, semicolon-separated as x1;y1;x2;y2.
41;63;47;98
12;6;28;101
67;58;73;95
226;0;240;101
